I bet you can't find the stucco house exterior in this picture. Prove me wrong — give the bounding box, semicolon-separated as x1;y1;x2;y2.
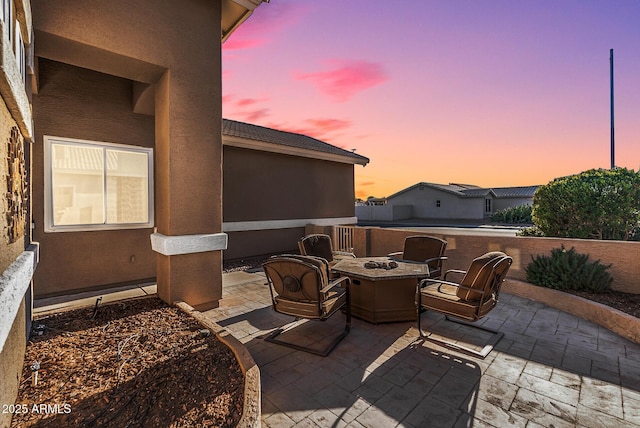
222;119;368;260
1;1;268;423
357;182;538;222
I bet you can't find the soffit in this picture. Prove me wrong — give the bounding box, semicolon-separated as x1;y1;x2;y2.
221;0;266;42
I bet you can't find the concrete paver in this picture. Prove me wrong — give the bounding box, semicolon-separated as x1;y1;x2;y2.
205;273;640;427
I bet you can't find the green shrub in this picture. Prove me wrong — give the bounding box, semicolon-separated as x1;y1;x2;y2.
532;168;640;240
517;225;544;237
525;246;613;293
491;204;532;224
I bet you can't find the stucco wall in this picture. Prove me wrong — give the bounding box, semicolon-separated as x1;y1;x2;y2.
0;300;26;428
222;146;356;259
223;146;355;222
388;187;486;219
225;229;301;260
356;226;640;294
32;60;156;297
355;205;412;221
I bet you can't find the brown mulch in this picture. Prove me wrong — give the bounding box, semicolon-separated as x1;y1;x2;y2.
568;289;640;318
11;297;244;427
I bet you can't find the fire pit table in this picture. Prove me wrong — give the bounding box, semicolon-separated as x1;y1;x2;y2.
332;256;431;323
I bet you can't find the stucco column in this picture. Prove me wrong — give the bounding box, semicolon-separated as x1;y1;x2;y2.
152;68;226;310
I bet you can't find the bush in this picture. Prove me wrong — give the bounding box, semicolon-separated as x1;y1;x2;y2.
532;168;640;240
525;246;613;293
491;204;532;224
517;225;544;237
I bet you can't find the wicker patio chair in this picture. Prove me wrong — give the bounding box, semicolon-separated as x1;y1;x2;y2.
388;235;448;279
262;255;351;356
417;251;512;358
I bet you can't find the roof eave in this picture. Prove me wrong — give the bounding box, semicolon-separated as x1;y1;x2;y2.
223;135;369;166
221;0;269;42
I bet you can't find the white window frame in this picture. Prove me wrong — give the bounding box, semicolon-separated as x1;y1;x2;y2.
485;198;492;213
1;0;12;45
44;136;155;233
0;0;6;26
14;18;24;81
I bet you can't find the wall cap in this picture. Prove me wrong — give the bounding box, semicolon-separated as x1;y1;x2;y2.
0;249;36;353
150;232;228;256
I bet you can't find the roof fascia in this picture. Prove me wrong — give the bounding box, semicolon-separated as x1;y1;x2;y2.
221;0;268;42
223;135;369;166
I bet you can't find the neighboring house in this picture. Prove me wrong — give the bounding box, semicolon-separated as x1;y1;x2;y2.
222;119;369;259
358;182;538;222
1;1;267;424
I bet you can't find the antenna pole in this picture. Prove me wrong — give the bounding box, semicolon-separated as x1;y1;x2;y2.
610;49;615;169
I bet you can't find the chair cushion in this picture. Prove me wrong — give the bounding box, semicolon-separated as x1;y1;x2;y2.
456;252;506;301
403;236;446;266
300;234;334;262
263;257;323;303
420;283;496;321
278;254;330;288
275;287;347;319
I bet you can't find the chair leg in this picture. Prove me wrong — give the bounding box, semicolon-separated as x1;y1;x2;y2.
417;310;503;359
265;309;351;357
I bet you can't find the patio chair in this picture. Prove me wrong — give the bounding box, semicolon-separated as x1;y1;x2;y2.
298;234;356;267
262;254;351;356
417;251;512;358
388;235;448;279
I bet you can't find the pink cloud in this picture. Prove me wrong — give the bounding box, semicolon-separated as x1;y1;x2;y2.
222;94;234;105
236;97;268;107
223;2;310;52
360;181;375;186
295;60;389;102
242;108;270;122
267;117;352;140
304;118;352;133
223;94;271;122
223;38;264;51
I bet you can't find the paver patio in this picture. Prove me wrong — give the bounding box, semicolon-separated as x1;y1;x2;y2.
201;271;640;427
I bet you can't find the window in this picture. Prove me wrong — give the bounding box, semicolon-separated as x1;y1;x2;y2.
14;19;25;81
0;0;6;26
2;0;13;48
485;198;492;213
44;136;154;232
436;200;441;208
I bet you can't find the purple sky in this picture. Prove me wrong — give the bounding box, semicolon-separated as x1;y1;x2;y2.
222;1;640;198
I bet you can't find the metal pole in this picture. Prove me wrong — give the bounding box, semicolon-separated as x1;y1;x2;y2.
610;49;615;169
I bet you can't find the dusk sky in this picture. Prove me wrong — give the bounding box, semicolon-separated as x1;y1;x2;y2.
222;1;640;199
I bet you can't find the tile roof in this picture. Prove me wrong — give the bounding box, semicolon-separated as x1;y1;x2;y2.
388;182;539;200
491;186;539;198
222;119;369;165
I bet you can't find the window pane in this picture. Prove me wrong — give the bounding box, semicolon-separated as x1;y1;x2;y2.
51;144;105;225
106;150;149;224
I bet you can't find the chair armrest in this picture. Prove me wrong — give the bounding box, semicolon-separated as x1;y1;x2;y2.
443;269;467;281
419;278;461;291
321;276;351;293
419;278;489;301
333;251;356;258
387;251;403;258
423;256;447;264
